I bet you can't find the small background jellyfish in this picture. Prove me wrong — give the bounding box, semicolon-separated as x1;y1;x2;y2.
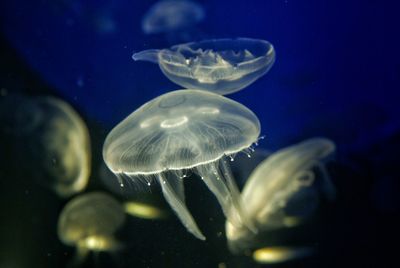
133;38;275;95
141;0;205;43
226;138;336;253
57;192;126;266
103;89;261;240
252;246;315;264
0;93;91;198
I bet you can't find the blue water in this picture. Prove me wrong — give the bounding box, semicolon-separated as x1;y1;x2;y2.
1;0;398;150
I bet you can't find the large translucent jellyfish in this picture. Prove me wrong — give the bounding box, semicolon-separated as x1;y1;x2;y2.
58;192;125;264
0;93;91;197
103;89;261;240
132;38;275;95
141;0;205;35
226;138;336;252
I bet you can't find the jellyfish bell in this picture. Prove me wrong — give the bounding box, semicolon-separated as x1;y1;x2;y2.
31;97;91;197
58;192;125;248
103;89;261;240
226;138;336;252
0;94;91;197
58;192;125;265
142;0;205;35
132;38;275;95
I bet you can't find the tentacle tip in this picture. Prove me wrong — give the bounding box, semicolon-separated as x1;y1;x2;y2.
197;234;206;241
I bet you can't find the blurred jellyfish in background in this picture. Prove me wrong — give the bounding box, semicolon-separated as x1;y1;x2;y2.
252;246;314;264
46;0;119;35
124;199;169;220
133;38;275;94
58;192;125;265
226;138;336;253
103;89;261;240
142;0;205;42
0;93;91;197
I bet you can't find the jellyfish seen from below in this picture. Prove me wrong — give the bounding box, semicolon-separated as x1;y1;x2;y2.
0;94;91;197
142;0;205;35
103;89;261;240
58;192;125;264
226;138;336;252
132;38;275;95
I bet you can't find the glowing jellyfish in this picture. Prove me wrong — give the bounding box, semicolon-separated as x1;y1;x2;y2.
132;38;275;95
226;138;336;251
0;94;91;197
253;246;314;264
142;0;205;34
124;200;168;220
103;89;261;240
58;192;125;264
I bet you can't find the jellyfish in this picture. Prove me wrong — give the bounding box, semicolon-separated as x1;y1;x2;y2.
132;38;276;95
103;89;261;240
226;138;336;252
252;246;314;264
0;93;91;197
58;192;125;265
141;0;205;35
124;200;169;220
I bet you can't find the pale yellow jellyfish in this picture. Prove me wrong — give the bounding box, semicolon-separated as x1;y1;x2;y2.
103;89;260;240
132;38;275;95
57;192;125;264
124;200;169;220
0;94;91;197
253;246;314;264
226;138;336;252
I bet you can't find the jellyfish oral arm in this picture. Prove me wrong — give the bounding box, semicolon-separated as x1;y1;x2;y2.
157;174;205;240
196;159;254;232
132;49;160;63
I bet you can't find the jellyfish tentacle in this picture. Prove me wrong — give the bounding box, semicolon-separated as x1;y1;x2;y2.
166;172;185;201
132;49;160;63
157;174;205;240
219;158;257;233
196;161;250;231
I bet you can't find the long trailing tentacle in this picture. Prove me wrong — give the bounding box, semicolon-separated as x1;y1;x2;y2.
157;173;205;240
196;159;255;232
